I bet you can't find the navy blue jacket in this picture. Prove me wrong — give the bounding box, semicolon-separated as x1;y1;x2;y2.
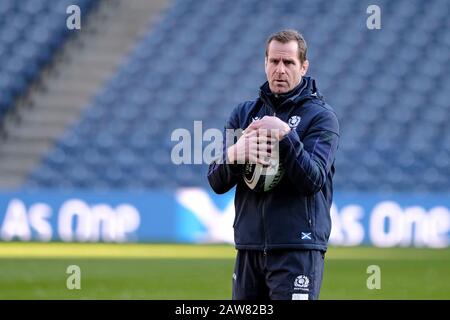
208;77;340;252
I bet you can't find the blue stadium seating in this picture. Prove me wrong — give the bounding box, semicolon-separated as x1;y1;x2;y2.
25;0;450;192
0;0;96;117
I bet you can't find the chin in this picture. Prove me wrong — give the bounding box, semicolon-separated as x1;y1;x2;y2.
273;87;288;94
270;85;287;94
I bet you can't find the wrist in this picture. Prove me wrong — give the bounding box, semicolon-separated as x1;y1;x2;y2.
280;124;291;139
226;145;236;164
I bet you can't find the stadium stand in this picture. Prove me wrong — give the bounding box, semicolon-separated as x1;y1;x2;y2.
0;0;96;118
2;0;449;192
0;0;167;188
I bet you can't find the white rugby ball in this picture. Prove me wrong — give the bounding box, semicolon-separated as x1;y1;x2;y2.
243;159;285;192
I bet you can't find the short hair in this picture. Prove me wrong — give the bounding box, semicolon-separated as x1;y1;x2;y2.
265;29;308;63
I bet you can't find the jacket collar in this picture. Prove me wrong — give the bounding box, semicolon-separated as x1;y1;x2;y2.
259;76;323;113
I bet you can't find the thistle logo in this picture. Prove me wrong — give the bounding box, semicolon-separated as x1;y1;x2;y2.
288;116;301;129
294;275;309;289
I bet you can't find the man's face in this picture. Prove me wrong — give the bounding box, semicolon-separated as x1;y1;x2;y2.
265;40;309;94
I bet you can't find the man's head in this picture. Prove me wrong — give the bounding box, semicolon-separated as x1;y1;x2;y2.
265;29;309;94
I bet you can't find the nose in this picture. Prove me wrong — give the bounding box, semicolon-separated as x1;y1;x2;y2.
276;62;286;74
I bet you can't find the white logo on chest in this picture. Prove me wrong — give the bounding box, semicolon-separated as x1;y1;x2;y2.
288;115;301;129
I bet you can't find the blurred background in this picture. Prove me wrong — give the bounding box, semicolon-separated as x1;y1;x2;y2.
0;0;449;299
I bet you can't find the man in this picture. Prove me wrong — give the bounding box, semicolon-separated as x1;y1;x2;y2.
207;30;340;300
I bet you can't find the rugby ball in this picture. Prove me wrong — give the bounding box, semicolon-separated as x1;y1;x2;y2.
243;159;285;192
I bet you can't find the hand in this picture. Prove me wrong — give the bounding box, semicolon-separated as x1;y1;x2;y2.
227;129;272;165
245;116;291;140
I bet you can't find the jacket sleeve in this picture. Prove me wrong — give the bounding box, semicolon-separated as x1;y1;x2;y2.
207;105;243;194
278;110;340;196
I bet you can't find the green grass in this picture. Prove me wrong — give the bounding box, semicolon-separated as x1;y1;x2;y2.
0;243;448;299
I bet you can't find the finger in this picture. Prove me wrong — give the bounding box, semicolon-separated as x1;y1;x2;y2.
246;121;259;130
249;148;271;161
256;131;271;142
268;129;282;140
244;129;258;137
249;120;263;130
257;144;273;155
248;136;260;146
257;152;272;161
256;154;271;166
256;137;274;150
262;137;278;148
256;128;270;138
243;136;252;158
248;153;270;166
256;158;271;166
246;139;260;156
252;145;271;156
247;154;260;164
253;146;273;159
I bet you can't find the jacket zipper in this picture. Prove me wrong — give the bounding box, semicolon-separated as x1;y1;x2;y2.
262;198;267;255
261;109;274;257
277;108;313;230
261;88;313;244
306;197;312;228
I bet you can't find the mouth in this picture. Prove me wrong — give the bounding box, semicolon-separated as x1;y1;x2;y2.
274;80;286;85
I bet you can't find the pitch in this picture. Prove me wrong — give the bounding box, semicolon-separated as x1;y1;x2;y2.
0;243;448;299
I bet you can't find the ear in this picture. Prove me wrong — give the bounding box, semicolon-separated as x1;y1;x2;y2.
264;56;269;76
301;60;309;76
